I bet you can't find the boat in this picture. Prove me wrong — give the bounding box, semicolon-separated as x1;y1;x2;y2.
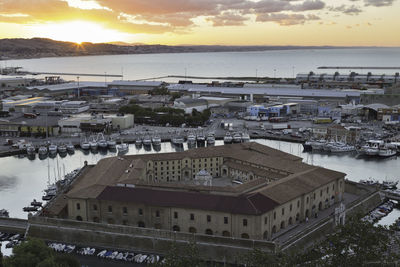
31;199;42;207
358;140;384;156
117;143;129;154
0;209;9;217
152;134;161;146
66;143;75;153
196;133;205;143
187;133;196;144
23;206;38;212
57;143;67;153
378;146;397;158
241;132;250;143
89;136;98;150
48;144;58;154
80;138;90;150
310;140;326;151
38;146;48;155
135;138;142;147
223;132;233;144
107;138;116;149
233;132;242;143
26;145;36;155
172;136;184;146
97;133;108;149
143;136;152;147
329;143;356;153
206;133;215;145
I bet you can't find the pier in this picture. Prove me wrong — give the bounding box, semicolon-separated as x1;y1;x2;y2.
0;217;27;234
318;66;400;70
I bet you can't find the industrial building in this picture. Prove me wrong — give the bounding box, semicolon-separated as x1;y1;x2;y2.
63;143;345;240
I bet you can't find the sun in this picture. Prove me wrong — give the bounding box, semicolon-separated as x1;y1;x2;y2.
31;20;126;43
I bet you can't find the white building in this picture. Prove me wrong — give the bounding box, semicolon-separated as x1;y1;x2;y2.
174;98;208;114
59;101;90;114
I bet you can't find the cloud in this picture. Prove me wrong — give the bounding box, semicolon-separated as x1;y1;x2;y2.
206;12;248;26
256;13;320;25
364;0;395;6
329;5;363;15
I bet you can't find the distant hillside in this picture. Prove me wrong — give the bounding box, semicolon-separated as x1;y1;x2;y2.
0;38;353;60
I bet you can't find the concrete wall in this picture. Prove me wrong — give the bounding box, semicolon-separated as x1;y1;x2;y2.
28;216;276;264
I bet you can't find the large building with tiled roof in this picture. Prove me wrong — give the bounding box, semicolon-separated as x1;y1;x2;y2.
65;142;345;240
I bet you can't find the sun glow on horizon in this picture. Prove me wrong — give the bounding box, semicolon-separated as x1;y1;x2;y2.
31;20;127;44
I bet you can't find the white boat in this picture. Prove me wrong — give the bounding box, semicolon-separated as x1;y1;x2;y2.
233;132;242;143
329;143;356;153
48;144;58;154
143;136;152;146
89;140;98;150
378;147;397;157
38;146;48;155
358;140;384;156
241;132;250;143
135;138;142;146
26;145;36;155
310;140;326;151
80;141;90;150
172;136;184;146
223;132;233;144
206;133;215;145
107;138;116;149
58;144;67;153
187;134;196;144
196;133;205;143
97;133;108;149
117;143;129;154
67;143;75;152
0;209;9;218
152;135;161;146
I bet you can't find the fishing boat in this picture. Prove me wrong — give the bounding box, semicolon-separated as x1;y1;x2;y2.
378;146;397;158
38;145;48;155
89;136;98;150
0;209;9;217
358;140;384;156
23;206;38;212
187;133;196;144
31;199;42;207
143;136;152;147
223;132;233;144
135;138;142;147
310;140;326;151
80;138;90;150
97;133;108;149
196;132;205;143
329;143;356;153
58;143;67;153
66;143;75;153
117;142;129;155
172;136;184;146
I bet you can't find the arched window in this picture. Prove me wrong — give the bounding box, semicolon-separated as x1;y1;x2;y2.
138;221;145;228
318;201;322;211
76;203;80;210
263;231;268;240
289;217;293;225
172;225;180;232
205;229;213;235
222;168;227;176
93;204;98;211
189;227;197;233
154;223;162;229
76;216;82;221
305;209;310;218
222;231;230;237
107;218;114;224
296;213;300;222
93;217;99;223
272;225;276;234
241;233;249;239
280;221;285;230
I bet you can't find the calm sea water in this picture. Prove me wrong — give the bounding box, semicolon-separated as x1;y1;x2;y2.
0;139;399;220
2;48;400;82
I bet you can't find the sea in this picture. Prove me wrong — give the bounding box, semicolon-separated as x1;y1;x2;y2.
1;48;400;82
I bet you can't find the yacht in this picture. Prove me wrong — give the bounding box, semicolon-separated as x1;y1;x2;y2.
107;138;117;149
233;132;242;143
26;145;36;155
143;136;152;147
38;146;48;155
358;140;384;156
206;133;215;145
66;143;75;153
48;144;58;155
187;133;196;144
152;135;161;146
117;142;129;155
57;143;67;153
223;132;233;144
241;132;250;143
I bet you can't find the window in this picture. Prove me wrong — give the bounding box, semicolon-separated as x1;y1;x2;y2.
243;219;248;226
207;215;211;222
320;190;322;197
224;217;228;224
274;212;276;220
332;184;335;190
264;217;268;225
326;187;329;194
306;197;309;204
282;208;285;215
76;203;80;210
123;207;128;214
138;208;143;215
190;213;195;220
174;212;178;219
297;200;300;208
156;210;160;217
93;204;97;211
290;204;292;212
108;205;112;213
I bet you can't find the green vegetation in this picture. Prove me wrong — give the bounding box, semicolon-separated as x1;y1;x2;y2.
3;238;79;267
119;104;211;126
156;215;400;267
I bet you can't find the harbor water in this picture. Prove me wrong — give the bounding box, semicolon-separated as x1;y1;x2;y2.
2;48;400;82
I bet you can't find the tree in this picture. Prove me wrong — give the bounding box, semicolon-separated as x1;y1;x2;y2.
152;242;205;267
4;238;79;267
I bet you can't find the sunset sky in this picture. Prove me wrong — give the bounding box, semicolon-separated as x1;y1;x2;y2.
0;0;399;46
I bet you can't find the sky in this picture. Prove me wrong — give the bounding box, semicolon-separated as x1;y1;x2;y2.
0;0;399;46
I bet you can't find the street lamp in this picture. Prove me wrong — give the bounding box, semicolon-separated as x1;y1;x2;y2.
274;69;276;79
77;76;80;98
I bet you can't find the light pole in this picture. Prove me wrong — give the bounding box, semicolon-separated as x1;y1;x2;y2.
104;72;107;85
274;69;276;79
292;66;295;79
184;67;187;81
77;76;80;98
